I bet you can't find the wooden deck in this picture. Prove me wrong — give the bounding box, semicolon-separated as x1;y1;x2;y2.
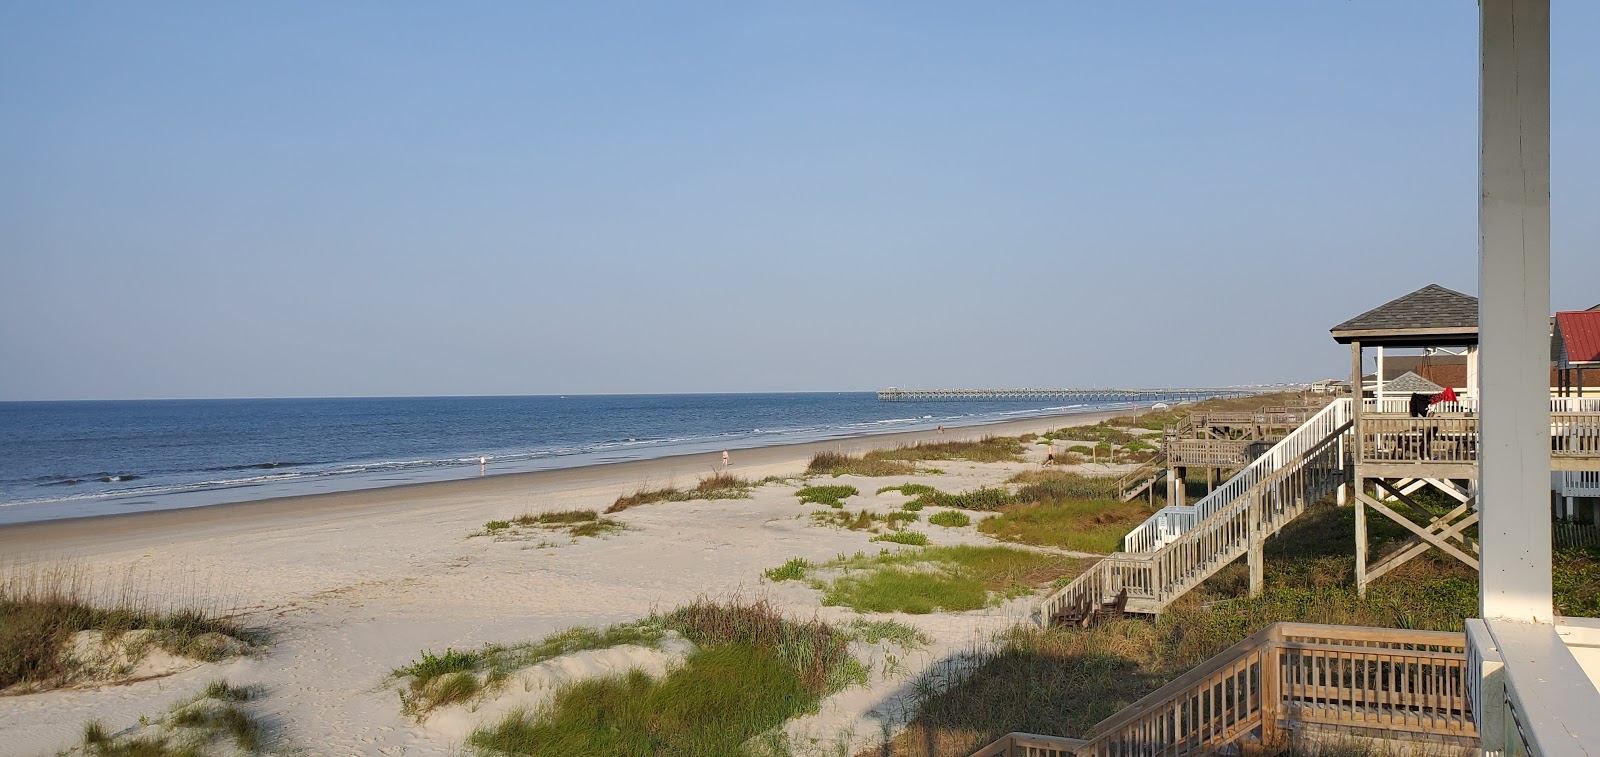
1358;410;1600;473
971;623;1476;757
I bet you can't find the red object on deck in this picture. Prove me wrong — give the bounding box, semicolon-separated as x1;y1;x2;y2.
1430;386;1458;405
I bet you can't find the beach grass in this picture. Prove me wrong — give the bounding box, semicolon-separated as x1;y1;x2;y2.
928;510;971;528
606;473;755;513
393;622;669;717
0;567;252;692
796;484;859;508
809;509;918;533
978;499;1146;554
816;545;1087;614
468;600;864;756
78;677;265;755
478;509;624;542
1007;469;1123;501
865;436;1025;464
876;483;939;497
845;619;932;649
763;558;812;582
870;530;930;546
805;451;918;477
906;486;1018;511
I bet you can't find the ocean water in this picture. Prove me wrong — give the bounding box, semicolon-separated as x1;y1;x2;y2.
0;393;1119;524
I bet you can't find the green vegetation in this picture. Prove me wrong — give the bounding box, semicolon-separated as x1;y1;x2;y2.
468;600;865;757
1043;424;1141;446
929;511;971;528
606;473;755;513
809;509;918;533
796;485;859;508
870;530;930;546
906;486;1018;511
393;622;668;717
1007;469;1122;501
478;509;625;542
978;498;1145;554
0;568;253;692
763;558;812;582
1553;546;1600;616
805;451;917;477
877;483;939;497
816;545;1087;614
78;678;266;756
845;619;932;649
866;436;1025;464
877;500;1597;755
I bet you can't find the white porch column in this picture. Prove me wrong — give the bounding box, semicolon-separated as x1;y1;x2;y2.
1478;0;1552;623
1467;346;1480;403
1375;346;1386;411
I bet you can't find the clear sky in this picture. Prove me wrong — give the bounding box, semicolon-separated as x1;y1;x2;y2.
2;2;1596;401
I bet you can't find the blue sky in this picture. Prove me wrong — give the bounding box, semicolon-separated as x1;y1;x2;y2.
2;2;1596;400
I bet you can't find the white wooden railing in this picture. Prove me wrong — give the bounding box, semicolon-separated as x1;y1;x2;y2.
1557;470;1600;498
1124;399;1352;554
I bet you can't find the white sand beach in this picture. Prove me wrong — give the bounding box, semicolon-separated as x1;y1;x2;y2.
0;411;1135;756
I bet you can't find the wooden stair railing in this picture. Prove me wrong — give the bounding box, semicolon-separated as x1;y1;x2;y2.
972;623;1477;757
1115;454;1166;502
1038;403;1353;624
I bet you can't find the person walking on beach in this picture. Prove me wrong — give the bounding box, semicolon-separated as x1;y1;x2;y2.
722;450;729;467
480;456;487;475
1044;445;1056;466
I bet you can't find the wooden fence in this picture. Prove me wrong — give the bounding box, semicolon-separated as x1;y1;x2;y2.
1553;522;1600;550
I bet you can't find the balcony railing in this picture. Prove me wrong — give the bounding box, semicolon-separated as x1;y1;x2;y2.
974;623;1476;757
1358;415;1479;465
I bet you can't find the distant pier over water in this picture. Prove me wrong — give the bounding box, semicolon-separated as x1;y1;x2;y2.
876;387;1271;402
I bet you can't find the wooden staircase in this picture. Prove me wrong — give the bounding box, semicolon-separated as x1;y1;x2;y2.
1115;454;1165;502
1040;400;1354;624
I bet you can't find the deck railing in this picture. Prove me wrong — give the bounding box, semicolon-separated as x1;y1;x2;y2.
1164;439;1254;467
1358;415;1479;465
1125;399;1351;554
1356;408;1600;465
1552;411;1600;459
975;623;1476;757
1556;470;1600;498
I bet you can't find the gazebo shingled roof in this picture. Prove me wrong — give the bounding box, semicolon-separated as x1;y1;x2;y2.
1384;371;1446;395
1330;284;1479;347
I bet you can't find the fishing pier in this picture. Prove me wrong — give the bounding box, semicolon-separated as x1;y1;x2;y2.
875;387;1268;402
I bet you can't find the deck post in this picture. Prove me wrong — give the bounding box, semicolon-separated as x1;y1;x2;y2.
1478;0;1552;624
1248;493;1265;597
1351;340;1367;595
1166;467;1176;506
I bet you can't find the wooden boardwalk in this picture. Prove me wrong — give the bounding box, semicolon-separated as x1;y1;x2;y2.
876;387;1266;402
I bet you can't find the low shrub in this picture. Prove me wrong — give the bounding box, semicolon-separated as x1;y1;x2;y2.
908;486;1018;511
764;559;812;582
871;530;930;546
929;511;971;528
806;451;918;477
978;499;1144;554
865;436;1025;464
797;485;859;508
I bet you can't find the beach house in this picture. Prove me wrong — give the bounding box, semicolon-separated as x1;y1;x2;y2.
980;2;1600;754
